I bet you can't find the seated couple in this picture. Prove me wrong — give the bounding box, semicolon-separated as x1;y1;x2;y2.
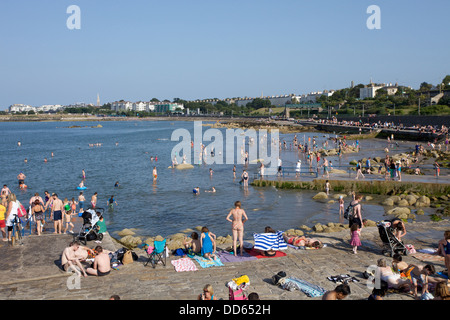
283;232;323;249
183;228;217;261
61;241;111;277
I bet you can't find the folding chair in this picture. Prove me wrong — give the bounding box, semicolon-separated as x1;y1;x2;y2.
145;239;167;268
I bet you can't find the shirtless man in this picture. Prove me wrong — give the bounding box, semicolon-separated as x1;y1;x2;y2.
322;284;351;300
241;170;249;187
78;192;85;214
86;246;111;276
51;193;64;234
91;192;97;209
17;172;26;188
152;167;157;180
61;241;88;277
226;201;248;256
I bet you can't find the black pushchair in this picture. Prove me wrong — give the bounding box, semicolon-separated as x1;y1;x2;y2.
74;208;104;245
377;220;407;257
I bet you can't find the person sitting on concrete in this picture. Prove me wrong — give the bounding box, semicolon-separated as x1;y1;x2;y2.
86;246;111;276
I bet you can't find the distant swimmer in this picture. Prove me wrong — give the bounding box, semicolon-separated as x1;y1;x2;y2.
114;181;120;187
205;187;216;193
193;187;200;195
153;167;157;180
91;192;97;209
82;169;86;180
107;195;118;209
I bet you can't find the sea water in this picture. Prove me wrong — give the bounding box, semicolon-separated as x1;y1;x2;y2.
0;120;422;239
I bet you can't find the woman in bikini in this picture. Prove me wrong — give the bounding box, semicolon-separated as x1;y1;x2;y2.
226;201;248;257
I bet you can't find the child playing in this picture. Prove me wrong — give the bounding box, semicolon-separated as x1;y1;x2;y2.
200;226;217;261
350;223;361;254
183;232;201;255
63;198;74;234
338;195;344;218
70;198;78;216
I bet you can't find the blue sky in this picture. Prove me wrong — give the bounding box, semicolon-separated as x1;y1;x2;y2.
0;0;449;108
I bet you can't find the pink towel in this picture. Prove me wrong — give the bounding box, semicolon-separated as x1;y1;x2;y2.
171;257;198;272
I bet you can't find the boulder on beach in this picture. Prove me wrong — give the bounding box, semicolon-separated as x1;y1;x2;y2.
117;228;136;237
176;163;194;170
312;192;328;200
119;235;142;248
386;207;412;220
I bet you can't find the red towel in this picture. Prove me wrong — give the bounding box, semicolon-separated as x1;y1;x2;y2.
245;248;287;259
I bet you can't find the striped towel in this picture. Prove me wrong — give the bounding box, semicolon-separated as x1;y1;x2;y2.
253;231;287;251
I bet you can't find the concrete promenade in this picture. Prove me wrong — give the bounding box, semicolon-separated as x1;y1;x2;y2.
1;218;449;301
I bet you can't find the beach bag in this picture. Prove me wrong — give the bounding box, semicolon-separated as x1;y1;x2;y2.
272;271;287;285
17;201;27;218
122;250;134;264
229;284;248;300
406;244;416;254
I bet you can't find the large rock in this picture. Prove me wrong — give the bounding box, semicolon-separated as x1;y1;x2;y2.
176;163;194;170
386;207;411;220
382;198;394;206
117;228;136;237
119;235;142;248
312;192;328;200
405;195;417;206
397;199;410;207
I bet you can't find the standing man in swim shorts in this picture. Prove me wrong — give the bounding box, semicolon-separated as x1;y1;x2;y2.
78;192;85;215
51;193;64;234
226;201;248;257
17;172;26;188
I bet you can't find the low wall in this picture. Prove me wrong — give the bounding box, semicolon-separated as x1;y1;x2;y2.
252;178;450;196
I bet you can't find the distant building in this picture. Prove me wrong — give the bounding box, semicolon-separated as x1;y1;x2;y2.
110;101;183;113
359;82;398;99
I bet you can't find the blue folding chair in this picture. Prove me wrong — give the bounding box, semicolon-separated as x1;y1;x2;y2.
145;239;167;268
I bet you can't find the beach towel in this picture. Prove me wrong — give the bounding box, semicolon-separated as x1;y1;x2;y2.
193;256;224;268
253;231;287;251
215;250;257;263
245;248;287;259
280;277;327;298
171;257;198;272
411;252;445;263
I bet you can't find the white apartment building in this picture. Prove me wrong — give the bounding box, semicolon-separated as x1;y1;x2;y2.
360;83;398;99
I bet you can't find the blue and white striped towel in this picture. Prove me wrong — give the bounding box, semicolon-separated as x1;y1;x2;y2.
253;231;287;251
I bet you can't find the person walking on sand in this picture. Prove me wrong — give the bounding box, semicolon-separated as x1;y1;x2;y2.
50;193;64;234
350;223;362;254
226;201;248;257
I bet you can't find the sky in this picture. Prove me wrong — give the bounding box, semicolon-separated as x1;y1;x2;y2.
0;0;449;109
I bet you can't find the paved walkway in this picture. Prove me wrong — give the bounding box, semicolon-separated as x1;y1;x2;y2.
1;218;449;301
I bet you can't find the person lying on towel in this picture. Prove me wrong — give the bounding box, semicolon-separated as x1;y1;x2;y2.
283;233;323;249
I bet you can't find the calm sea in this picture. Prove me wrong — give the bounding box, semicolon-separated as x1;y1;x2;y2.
0;119;423;239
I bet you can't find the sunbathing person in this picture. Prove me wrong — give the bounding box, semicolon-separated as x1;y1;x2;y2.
377;258;411;292
283;233;323;249
61;241;88;277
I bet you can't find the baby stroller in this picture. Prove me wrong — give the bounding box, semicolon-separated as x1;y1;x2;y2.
377;220;407;257
74;208;104;245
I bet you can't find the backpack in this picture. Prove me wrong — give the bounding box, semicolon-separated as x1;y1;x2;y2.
343;203;355;220
17;201;27;218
